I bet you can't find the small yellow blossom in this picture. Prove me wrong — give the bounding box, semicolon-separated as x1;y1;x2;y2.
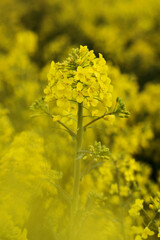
142;227;154;239
75;66;87;82
149;204;153;209
91;109;99;116
120;185;129;197
129;199;144;217
135;235;142;240
77;82;83;91
109;183;118;194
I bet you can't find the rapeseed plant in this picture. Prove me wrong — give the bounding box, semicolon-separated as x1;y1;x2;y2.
32;46;153;240
0;1;160;239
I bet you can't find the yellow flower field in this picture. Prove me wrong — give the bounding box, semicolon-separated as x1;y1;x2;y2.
0;0;160;239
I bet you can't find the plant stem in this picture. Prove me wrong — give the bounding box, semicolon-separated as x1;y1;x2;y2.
57;120;76;138
70;103;83;239
73;103;83;212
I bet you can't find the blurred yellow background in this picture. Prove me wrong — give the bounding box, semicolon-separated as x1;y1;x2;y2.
0;0;160;239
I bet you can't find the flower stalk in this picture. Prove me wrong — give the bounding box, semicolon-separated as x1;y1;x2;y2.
70;103;83;239
73;103;83;212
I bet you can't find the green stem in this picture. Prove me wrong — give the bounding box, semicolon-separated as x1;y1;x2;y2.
70;103;83;239
73;103;83;212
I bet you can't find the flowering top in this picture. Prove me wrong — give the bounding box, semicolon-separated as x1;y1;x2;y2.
44;46;113;119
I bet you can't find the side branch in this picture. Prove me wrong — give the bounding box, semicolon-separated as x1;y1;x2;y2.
45;111;76;138
57;120;76;138
83;112;114;130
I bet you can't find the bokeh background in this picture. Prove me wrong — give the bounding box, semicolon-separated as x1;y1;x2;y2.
0;0;160;239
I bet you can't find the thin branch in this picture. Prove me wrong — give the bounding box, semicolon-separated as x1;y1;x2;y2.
57;120;76;138
83;112;115;130
44;111;76;138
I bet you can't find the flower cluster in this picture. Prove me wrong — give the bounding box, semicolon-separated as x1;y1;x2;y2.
44;46;113;120
130;193;160;240
129;199;144;217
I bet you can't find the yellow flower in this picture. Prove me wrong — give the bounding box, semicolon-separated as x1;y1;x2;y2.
68;103;77;115
91;109;99;116
129;199;144;217
76;92;84;103
149;204;153;209
135;235;142;240
57;81;65;90
120;185;129;197
75;66;86;83
142;227;154;239
88;98;98;107
104;93;112;107
56;98;66;107
44;46;113;123
80;45;88;55
77;82;83;91
109;183;118;194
